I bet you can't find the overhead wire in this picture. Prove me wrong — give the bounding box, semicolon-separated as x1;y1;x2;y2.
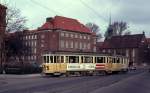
79;0;108;22
30;0;62;15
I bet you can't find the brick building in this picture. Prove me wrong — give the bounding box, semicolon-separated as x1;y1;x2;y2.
6;16;97;66
147;38;150;48
0;4;7;73
98;33;148;66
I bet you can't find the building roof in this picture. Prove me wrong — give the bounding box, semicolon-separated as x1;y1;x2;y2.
101;34;145;49
39;16;92;34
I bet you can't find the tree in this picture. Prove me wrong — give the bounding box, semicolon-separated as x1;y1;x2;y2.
105;21;130;39
4;32;31;73
3;5;29;73
86;22;102;40
6;6;27;32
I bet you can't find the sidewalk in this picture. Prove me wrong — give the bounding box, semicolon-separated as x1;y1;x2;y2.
0;73;42;79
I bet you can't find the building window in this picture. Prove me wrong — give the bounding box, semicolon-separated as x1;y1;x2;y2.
93;46;96;52
80;42;82;49
87;36;90;40
61;32;64;37
41;44;44;47
60;40;64;48
70;41;73;48
70;34;73;38
80;35;82;39
84;36;86;39
108;49;111;53
66;41;69;48
87;43;90;49
29;35;31;39
75;34;78;38
66;33;69;37
75;42;78;49
41;34;45;39
94;39;96;44
102;49;106;53
34;41;37;47
41;40;45;43
26;36;28;40
34;35;37;39
34;48;37;54
32;35;34;39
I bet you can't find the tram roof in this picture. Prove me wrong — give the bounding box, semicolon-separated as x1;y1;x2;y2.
42;52;111;56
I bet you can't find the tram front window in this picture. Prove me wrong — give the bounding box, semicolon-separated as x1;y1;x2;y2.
43;56;50;63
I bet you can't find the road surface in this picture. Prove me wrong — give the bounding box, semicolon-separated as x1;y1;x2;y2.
0;69;149;93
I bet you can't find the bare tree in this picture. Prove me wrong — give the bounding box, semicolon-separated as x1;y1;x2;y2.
6;7;27;32
86;22;102;40
105;21;130;39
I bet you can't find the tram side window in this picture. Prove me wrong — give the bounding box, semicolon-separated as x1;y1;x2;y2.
57;56;60;63
107;57;111;63
53;56;61;63
97;57;104;63
60;56;64;63
66;56;69;63
81;56;84;63
122;58;124;64
69;56;79;63
113;58;116;63
47;56;49;63
84;56;93;63
54;56;56;63
117;58;120;63
50;56;53;63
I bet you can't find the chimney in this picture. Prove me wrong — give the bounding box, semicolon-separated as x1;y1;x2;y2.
46;17;53;22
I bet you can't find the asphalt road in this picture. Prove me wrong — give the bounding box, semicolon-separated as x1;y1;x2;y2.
0;69;149;93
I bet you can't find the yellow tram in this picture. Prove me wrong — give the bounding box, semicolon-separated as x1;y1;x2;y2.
42;53;129;76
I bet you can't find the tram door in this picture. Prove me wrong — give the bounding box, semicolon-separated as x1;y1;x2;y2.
107;57;112;71
53;56;66;74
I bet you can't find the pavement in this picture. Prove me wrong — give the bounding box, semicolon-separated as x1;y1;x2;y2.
92;72;150;93
0;69;149;93
0;74;41;79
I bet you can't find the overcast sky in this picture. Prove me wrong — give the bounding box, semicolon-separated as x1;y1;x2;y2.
1;0;150;38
